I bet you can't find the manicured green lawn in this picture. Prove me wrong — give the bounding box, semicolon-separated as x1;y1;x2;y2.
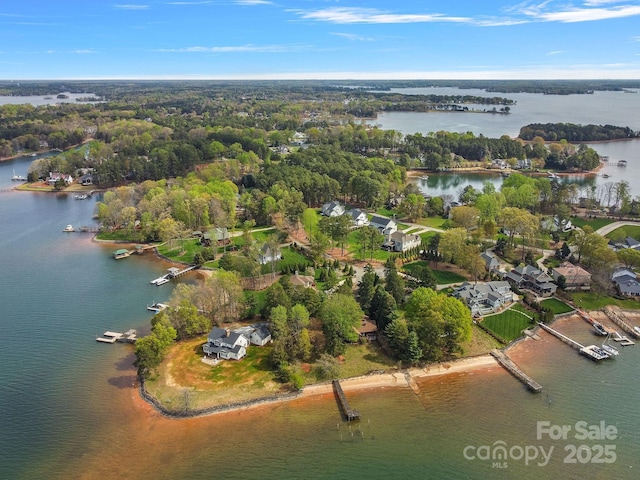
403;261;467;284
572;292;640;310
605;224;640;240
158;238;201;263
570;217;616;231
420;231;436;242
374;208;396;218
416;217;447;229
432;269;467;284
302;208;320;237
272;246;311;273
346;230;392;262
540;298;574;314
482;307;533;342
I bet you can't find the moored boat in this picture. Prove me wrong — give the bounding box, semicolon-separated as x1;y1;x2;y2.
63;224;75;232
593;322;608;336
601;343;619;356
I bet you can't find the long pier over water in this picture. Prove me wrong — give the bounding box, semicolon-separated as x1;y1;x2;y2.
332;380;360;421
490;350;542;393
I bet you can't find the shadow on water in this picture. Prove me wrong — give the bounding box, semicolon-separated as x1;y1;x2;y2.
113;352;136;372
108;374;137;389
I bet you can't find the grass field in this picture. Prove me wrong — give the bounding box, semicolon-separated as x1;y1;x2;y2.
605;224;640;240
482;306;534;342
572;292;640;310
432;269;467;284
540;297;574;314
570;217;616;231
416;217;447;229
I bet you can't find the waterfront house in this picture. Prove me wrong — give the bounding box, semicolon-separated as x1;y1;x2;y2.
505;265;557;297
47;172;73;185
353;317;378;341
611;268;640;296
202;327;249;360
346;208;369;227
551;262;592;291
79;173;94;186
201;227;230;246
258;243;281;265
370;215;397;236
321;201;345;217
452;281;514;316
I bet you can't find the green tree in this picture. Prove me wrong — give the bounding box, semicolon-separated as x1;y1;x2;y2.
404;287;472;362
320;294;364;355
369;285;397;332
356;263;379;313
165;300;210;340
134;317;177;379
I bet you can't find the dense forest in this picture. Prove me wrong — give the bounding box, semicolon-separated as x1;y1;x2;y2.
519;123;639;142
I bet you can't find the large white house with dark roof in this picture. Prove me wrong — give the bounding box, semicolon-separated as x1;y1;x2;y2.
202;327;249;360
452;281;514;316
369;215;397;235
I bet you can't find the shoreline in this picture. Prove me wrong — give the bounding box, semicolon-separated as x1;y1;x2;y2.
138;353;497;419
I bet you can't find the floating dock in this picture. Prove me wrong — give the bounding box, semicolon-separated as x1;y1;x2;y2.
150;265;198;285
332;380;360;421
96;330;137;344
490;350;542;393
537;323;609;361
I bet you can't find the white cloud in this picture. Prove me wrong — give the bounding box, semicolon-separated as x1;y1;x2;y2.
532;5;640;22
292;7;471;24
113;4;150;10
331;32;376;42
74;49;96;54
546;50;565;55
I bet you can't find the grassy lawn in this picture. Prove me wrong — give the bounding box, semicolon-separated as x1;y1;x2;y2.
95;229;145;242
432;269;467;284
374;208;396;218
482;306;534;342
416;217;447;229
298;342;397;384
570;217;616;231
158;238;201;263
420;231;436;243
461;324;503;356
572;292;640;310
302;208;320;237
605;224;640;240
269;246;311;274
540;298;574;315
346;230;392;262
146;337;283;412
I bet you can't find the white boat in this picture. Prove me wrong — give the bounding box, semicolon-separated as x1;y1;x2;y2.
149;275;169;285
147;302;169;312
633;326;640;336
601;343;619;357
63;225;75;232
593;322;608;336
74;193;88;200
419;175;429;181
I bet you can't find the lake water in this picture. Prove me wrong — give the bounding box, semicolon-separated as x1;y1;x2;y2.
368;87;640;197
2;155;640;479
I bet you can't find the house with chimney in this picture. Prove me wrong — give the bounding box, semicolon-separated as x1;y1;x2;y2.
202;327;249;360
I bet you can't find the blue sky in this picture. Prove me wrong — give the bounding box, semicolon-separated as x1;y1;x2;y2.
1;0;640;79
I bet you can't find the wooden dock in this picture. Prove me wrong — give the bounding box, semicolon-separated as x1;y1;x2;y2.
96;330;137;344
332;380;360;421
490;350;542;393
167;264;199;278
537;323;609;361
602;307;640;339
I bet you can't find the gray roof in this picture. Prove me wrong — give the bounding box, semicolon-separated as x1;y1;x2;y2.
370;215;394;227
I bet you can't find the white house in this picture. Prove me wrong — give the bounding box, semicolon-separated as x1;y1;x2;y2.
258;244;282;265
452;281;514;316
481;250;501;272
202;327;249;360
321;201;345;217
346;208;369;227
250;325;272;346
386;231;421;252
369;215;397;235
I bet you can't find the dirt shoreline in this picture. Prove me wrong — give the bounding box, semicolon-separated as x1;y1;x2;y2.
139;353;497;419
